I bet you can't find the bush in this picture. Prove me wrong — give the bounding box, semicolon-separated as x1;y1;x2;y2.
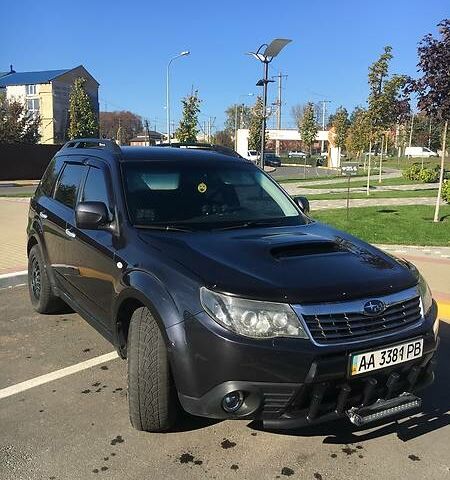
402;164;440;183
403;163;422;181
419;166;440;183
442;179;450;203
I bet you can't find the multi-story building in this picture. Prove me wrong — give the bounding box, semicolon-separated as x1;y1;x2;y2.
0;65;99;144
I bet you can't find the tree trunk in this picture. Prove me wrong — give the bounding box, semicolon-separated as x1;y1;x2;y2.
433;120;448;222
366;139;372;196
378;135;384;183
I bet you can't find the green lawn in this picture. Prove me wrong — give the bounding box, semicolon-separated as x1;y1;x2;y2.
306;189;438;200
312;205;450;246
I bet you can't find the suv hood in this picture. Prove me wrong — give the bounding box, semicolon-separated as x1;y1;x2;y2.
138;222;418;304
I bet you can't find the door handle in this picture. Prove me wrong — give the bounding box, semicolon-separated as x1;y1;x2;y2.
65;228;76;238
39;211;48;219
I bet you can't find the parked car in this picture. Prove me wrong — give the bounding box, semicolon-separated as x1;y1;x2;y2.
263;152;282;167
247;150;259;163
27;138;439;432
405;146;438;158
288;151;307;158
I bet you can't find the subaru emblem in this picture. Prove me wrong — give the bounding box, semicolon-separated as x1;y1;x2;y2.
363;300;385;316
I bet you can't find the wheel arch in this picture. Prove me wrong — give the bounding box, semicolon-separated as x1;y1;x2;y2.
113;270;182;358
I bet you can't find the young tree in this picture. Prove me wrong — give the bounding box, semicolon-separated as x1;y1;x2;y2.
299;103;318;155
248;96;265;151
409;19;450;222
68;77;99;139
366;46;410;190
346;108;371;161
0;93;41;144
175;90;201;143
331;106;350;164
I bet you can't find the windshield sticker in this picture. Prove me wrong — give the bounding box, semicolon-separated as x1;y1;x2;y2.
197;182;207;193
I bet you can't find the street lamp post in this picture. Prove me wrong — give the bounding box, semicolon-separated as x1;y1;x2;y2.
248;39;291;168
166;50;190;145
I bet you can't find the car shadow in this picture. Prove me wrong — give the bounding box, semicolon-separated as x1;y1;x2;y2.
248;321;450;444
169;411;222;433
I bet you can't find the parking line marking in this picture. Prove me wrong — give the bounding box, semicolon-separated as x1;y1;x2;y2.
0;351;119;400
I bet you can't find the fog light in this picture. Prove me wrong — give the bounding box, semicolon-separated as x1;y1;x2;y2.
222;391;244;413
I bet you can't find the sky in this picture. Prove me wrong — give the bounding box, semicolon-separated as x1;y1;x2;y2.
1;0;448;133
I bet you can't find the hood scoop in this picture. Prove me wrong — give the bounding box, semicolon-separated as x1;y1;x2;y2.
271;240;346;259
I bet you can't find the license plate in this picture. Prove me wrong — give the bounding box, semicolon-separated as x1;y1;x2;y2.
349;338;423;376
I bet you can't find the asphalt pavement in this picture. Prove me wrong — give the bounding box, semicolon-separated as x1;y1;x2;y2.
270;166;337;179
1;285;449;480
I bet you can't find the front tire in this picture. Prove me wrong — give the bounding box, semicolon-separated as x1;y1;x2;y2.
28;245;66;314
127;306;177;432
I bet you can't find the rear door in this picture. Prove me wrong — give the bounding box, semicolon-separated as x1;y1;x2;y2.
49;159;87;292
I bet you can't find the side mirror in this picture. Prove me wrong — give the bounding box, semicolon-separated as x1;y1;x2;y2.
75;201;110;230
293;196;310;214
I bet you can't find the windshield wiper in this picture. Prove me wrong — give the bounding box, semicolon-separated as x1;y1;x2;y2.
134;224;192;232
212;219;285;231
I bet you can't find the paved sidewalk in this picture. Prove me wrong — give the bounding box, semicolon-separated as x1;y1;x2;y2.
310;196;441;210
282;170;401;187
0;197;29;275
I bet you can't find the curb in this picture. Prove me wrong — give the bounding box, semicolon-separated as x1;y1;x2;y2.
438;301;450;322
0;270;28;289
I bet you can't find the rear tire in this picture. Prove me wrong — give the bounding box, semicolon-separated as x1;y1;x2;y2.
28;245;66;314
127;306;177;432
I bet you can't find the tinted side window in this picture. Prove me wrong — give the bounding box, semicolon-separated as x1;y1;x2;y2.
38;157;60;197
54;163;86;209
81;167;111;211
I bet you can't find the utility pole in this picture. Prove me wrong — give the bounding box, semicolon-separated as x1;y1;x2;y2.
145;119;151;146
116;117;122;145
274;72;288;156
234;105;238;150
320;100;331;153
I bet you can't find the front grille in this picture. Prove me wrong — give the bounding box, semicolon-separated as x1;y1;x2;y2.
302;296;421;344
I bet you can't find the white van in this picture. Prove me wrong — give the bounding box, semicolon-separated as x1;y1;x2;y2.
247;150;259;163
405;146;438;158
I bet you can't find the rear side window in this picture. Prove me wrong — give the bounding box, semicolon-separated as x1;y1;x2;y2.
81;167;111;211
54;163;86;209
38;157;60;197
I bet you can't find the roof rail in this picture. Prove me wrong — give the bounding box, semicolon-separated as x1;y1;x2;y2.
158;142;243;158
60;138;122;154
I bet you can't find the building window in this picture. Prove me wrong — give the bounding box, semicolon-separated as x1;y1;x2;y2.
27;98;40;114
26;84;37;95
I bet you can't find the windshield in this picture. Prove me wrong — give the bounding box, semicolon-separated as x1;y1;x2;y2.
122;160;307;230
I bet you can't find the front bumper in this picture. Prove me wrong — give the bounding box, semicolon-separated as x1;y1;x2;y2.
168;302;439;428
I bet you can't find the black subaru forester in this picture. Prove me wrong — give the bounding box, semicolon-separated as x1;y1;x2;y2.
27;139;439;432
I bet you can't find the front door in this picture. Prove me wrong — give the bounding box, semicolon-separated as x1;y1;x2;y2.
63;159;119;328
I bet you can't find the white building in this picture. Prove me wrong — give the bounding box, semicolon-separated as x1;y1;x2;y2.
236;128;342;168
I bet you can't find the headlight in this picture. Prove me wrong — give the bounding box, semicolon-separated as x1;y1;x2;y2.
418;274;433;316
200;287;308;339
